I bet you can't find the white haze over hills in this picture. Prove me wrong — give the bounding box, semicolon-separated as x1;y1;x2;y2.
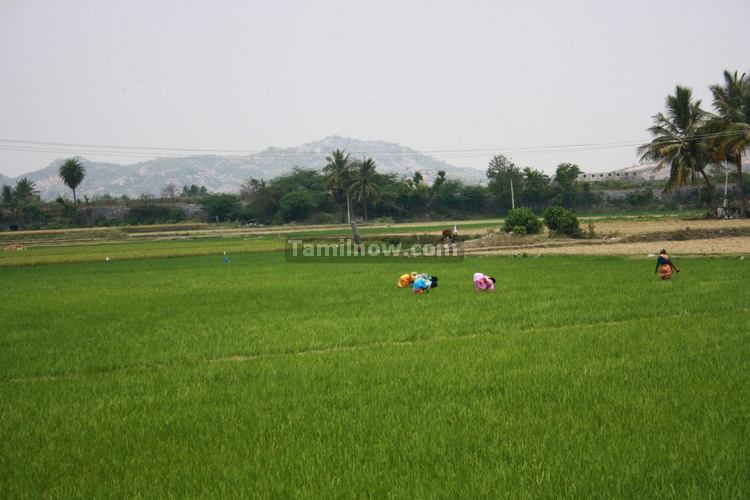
5;137;489;200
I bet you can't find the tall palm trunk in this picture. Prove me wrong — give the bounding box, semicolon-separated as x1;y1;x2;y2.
363;200;368;222
736;155;747;217
345;193;351;224
73;188;78;216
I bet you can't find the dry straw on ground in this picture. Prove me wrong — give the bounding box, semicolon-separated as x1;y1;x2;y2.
465;219;750;256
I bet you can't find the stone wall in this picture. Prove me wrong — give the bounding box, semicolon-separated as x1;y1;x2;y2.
577;171;651;183
85;203;206;221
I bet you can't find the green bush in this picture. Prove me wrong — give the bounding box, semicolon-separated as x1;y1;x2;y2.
543;206;581;237
502;207;541;234
511;225;527;236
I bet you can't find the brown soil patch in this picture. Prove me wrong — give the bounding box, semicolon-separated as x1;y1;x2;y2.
467;236;750;256
464;218;750;256
589;218;750;237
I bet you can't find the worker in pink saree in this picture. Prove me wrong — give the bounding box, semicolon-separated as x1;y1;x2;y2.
473;272;496;292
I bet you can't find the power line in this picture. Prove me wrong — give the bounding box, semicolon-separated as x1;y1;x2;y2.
0;143;643;162
0;137;652;156
0;129;745;162
0;139;263;155
0;146;190;160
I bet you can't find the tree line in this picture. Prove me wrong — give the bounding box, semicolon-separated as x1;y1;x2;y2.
0;151;732;229
2;68;748;228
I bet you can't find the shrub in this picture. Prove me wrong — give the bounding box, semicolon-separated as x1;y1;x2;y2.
543;206;581;237
511;225;527;236
626;189;656;207
502;207;541;234
585;220;596;239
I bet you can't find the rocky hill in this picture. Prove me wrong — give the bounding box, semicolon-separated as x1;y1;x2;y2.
3;136;486;200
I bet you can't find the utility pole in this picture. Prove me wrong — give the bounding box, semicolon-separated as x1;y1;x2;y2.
350;220;362;253
720;167;729;218
724;167;729;208
346;194;351;224
510;179;515;210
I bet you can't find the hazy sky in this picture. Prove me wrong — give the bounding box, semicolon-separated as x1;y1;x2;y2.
0;0;747;177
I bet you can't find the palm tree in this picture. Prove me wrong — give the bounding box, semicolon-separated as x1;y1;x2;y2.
323;149;353;223
638;86;716;213
709;70;750;217
6;178;38;227
348;157;381;221
1;185;12;205
13;177;38;201
58;158;86;213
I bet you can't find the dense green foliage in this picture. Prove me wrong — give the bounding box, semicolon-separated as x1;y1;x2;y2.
125;202;185;225
1;251;748;497
503;207;542;234
639;86;712;202
543;206;581;237
181;184;208;197
553;163;582;208
0;155;707;231
639;69;750;216
708;70;750;217
200;193;245;221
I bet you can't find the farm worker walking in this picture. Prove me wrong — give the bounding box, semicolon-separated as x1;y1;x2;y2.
223;252;229;265
655;249;679;280
398;272;417;288
473;272;496;292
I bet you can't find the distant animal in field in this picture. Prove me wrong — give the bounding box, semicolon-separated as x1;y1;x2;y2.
4;244;26;251
442;225;458;243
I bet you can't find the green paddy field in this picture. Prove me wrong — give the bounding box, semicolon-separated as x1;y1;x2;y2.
1;240;748;497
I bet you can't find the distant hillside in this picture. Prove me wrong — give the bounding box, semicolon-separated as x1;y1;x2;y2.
617;162;670;180
4;136;486;200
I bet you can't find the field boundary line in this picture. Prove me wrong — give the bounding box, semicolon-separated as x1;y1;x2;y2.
4;309;746;385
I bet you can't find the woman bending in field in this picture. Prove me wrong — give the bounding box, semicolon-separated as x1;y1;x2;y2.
398;272;417;288
413;274;438;294
473;272;496;292
655;249;680;280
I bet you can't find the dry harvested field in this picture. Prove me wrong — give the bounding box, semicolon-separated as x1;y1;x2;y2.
466;218;750;256
587;218;750;237
467;236;750;256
